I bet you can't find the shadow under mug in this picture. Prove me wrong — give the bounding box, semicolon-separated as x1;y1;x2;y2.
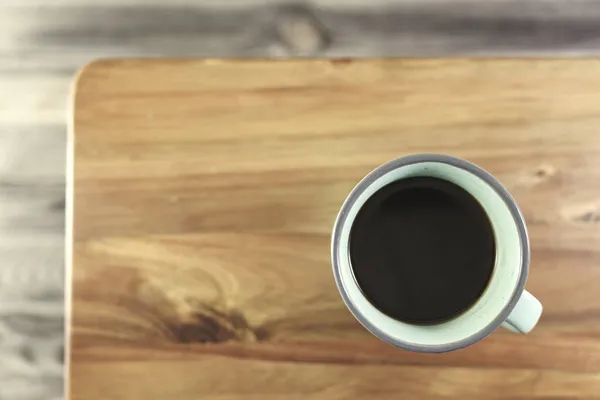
331;154;542;353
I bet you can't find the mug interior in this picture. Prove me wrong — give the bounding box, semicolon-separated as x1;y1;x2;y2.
333;157;525;351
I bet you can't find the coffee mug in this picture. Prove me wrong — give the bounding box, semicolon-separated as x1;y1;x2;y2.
331;154;542;353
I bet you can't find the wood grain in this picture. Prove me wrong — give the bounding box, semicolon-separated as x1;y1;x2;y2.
71;59;600;399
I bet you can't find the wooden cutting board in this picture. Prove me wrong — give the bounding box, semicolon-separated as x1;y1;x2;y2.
69;59;600;399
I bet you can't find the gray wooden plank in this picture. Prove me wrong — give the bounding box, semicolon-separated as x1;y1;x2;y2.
0;75;71;126
0;233;64;292
0;229;63;400
0;125;66;180
3;1;600;63
0;180;64;234
0;0;404;7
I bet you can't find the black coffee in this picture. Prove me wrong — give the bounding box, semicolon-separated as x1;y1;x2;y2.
349;177;495;325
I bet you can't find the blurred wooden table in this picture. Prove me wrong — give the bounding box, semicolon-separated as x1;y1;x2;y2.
70;59;600;399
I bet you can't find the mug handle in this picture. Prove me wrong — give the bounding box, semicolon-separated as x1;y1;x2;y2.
501;291;543;334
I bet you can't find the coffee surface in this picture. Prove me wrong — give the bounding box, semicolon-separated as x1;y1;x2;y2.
349;177;496;324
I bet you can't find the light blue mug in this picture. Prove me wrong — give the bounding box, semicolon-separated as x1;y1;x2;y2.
331;154;542;353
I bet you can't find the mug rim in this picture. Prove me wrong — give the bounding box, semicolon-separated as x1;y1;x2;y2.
331;154;530;353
